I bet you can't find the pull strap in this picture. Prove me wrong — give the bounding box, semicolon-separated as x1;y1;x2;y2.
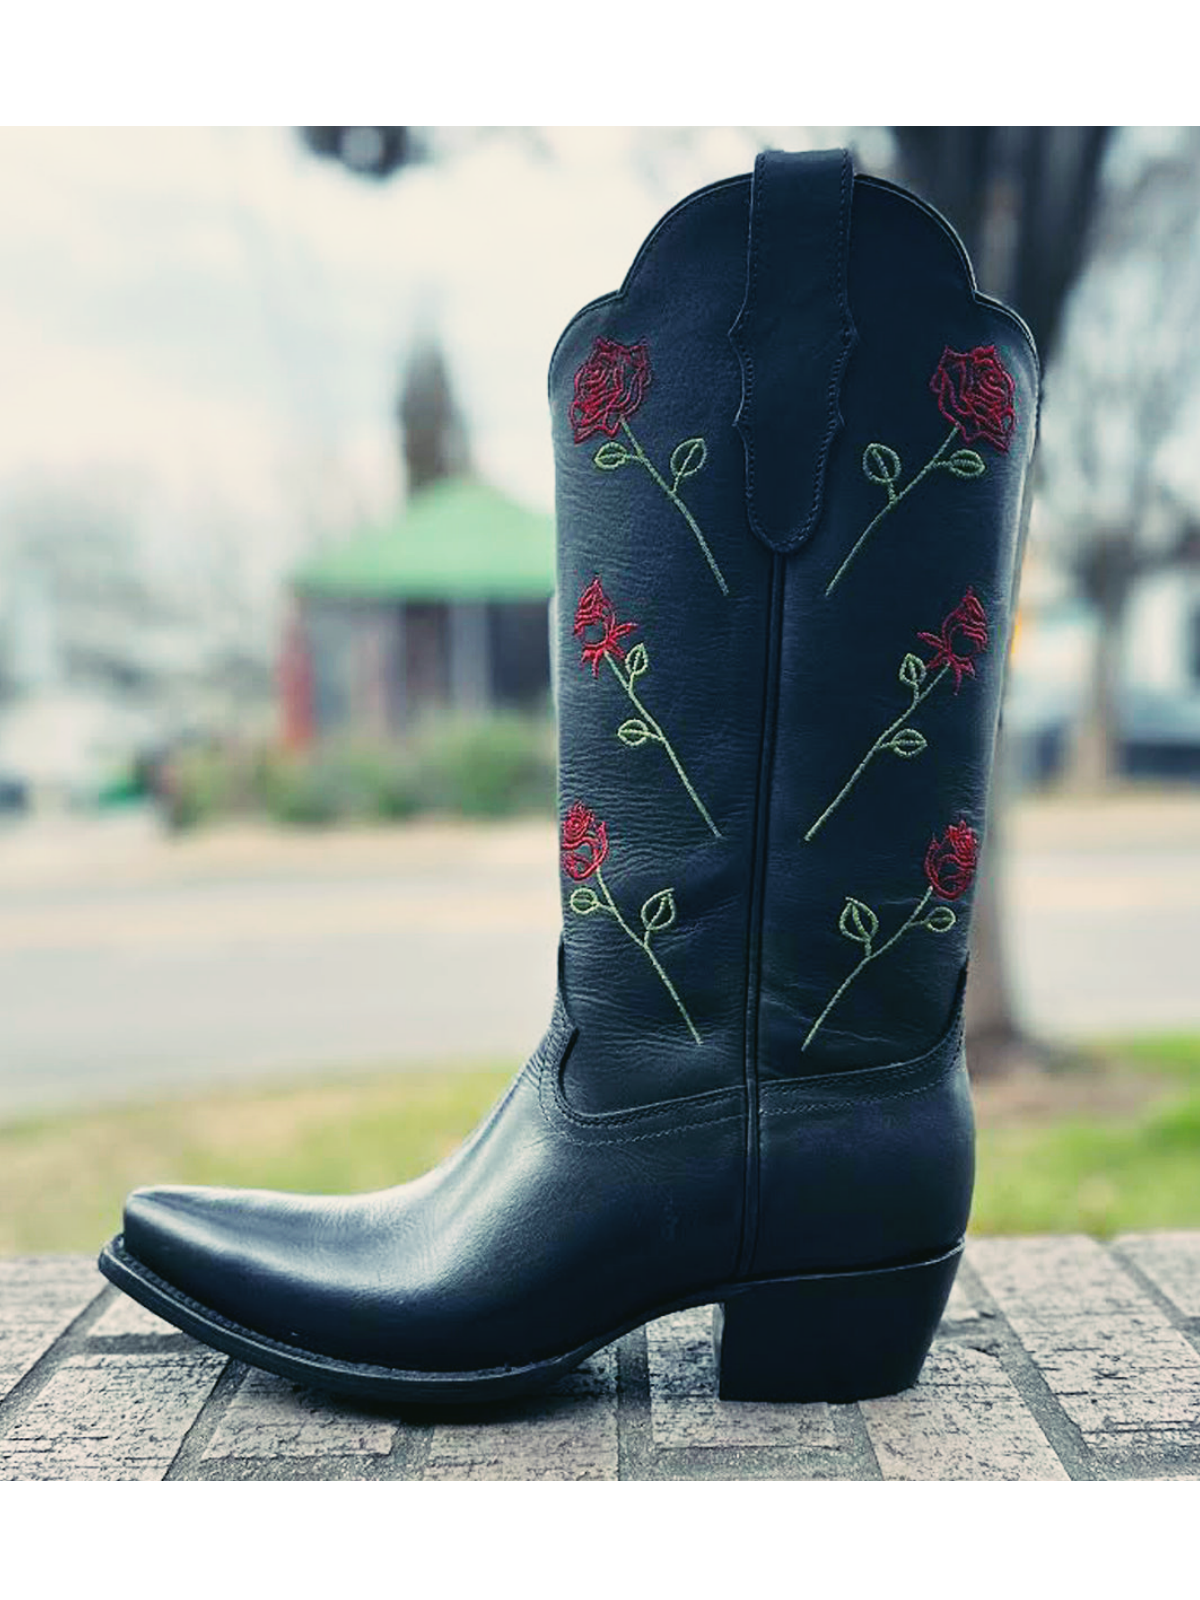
730;149;857;554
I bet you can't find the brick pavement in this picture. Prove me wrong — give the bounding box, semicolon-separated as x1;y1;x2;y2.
2;1235;1199;1481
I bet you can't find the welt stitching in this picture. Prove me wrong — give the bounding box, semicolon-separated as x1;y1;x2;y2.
538;1027;739;1133
803;148;853;546
547;1109;746;1149
777;1019;966;1095
551;1081;739;1130
741;160;761;522
761;1065;962;1117
538;1044;743;1146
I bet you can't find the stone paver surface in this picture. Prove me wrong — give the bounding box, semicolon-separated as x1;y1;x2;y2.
971;1235;1200;1468
0;1258;105;1403
1116;1232;1200;1317
0;1349;225;1480
424;1351;618;1481
860;1343;1070;1481
1;1237;1199;1480
203;1367;399;1463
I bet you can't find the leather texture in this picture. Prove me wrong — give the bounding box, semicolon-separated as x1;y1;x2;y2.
104;150;1038;1387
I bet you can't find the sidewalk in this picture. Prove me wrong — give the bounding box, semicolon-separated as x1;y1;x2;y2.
3;1234;1199;1480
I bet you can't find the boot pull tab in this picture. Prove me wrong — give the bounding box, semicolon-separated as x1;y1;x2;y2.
730;149;857;555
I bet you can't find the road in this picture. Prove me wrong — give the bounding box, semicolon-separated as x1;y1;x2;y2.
1;794;1198;1118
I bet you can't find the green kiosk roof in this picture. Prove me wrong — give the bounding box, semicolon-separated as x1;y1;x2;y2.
293;479;555;602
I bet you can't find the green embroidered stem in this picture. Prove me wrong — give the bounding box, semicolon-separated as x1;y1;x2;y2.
801;888;934;1052
603;654;721;839
825;425;961;597
804;664;950;843
619;419;730;597
595;867;701;1045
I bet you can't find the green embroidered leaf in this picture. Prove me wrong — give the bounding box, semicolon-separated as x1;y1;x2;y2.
862;443;902;487
625;642;650;680
670;437;708;482
923;907;957;934
594;441;631;470
838;897;878;950
569;887;602;917
899;652;927;692
886;727;928;758
641;888;677;935
617;718;655;747
944;449;986;479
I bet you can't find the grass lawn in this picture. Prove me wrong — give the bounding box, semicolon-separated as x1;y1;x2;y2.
0;1067;514;1256
2;1035;1199;1256
971;1034;1200;1237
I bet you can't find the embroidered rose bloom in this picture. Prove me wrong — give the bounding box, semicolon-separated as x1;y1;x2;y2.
572;577;637;678
930;346;1016;452
923;820;979;901
918;588;990;692
569;339;651;443
561;802;609;882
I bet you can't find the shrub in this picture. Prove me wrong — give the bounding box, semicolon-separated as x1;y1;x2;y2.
164;744;244;831
164;714;555;830
259;744;421;826
408;713;556;818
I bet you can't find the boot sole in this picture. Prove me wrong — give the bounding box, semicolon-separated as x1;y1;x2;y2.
98;1234;962;1406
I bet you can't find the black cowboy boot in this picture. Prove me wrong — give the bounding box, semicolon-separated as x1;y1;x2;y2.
100;149;1037;1403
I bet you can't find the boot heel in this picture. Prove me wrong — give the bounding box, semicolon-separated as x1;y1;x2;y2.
714;1243;962;1402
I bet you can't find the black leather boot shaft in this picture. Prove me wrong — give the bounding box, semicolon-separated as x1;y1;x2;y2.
551;151;1036;1119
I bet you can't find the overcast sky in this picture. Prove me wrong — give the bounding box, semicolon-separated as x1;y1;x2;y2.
1;127;863;606
6;123;1199;619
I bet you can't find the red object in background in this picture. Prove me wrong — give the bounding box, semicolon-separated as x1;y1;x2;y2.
279;607;315;749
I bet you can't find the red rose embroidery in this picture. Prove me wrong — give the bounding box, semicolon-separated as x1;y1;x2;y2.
564;805;700;1042
570;338;652;444
561;802;609;881
924;821;979;900
574;577;720;839
573;576;638;677
929;346;1016;453
918;588;989;692
573;576;609;631
803;589;989;841
828;345;1016;596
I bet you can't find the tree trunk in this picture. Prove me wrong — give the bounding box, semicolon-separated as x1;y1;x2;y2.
963;730;1029;1080
1061;546;1131;792
1063;615;1121;790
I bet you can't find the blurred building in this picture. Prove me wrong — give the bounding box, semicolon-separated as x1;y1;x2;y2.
284;479;554;744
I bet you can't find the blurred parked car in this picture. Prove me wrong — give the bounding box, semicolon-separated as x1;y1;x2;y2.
0;772;29;816
1005;568;1200;785
1118;568;1200;777
1004;596;1095;785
